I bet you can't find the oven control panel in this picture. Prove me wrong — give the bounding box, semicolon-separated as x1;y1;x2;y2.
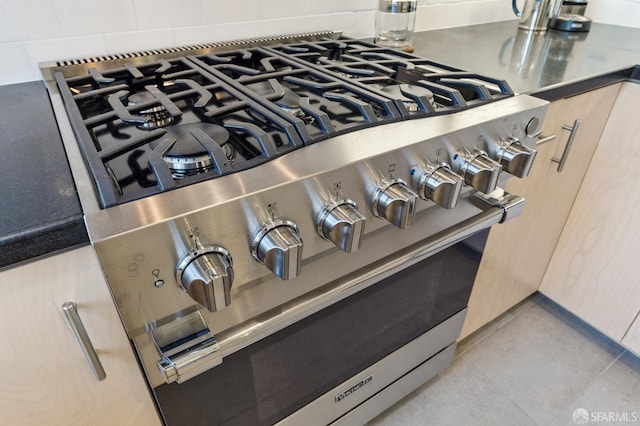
88;93;548;351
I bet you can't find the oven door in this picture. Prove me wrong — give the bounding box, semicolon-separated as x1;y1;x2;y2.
153;227;489;426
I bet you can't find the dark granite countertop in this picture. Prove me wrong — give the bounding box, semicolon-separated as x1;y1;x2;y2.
412;20;640;100
2;21;639;269
0;81;88;270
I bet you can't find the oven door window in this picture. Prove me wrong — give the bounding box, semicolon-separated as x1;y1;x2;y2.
155;232;487;425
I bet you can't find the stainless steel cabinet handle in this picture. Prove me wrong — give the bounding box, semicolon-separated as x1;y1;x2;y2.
62;301;107;381
551;119;581;172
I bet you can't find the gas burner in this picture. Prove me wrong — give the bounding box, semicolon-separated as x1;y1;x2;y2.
128;91;174;130
336;72;360;80
249;81;304;117
248;80;316;124
274;86;305;118
156;123;235;178
377;84;435;112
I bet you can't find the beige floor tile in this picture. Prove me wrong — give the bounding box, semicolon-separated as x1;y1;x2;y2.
461;298;624;424
597;350;640;403
370;355;536;426
369;294;640;426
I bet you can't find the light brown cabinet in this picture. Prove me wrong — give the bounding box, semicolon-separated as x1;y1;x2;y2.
461;83;621;339
540;82;640;354
0;246;160;426
622;315;640;356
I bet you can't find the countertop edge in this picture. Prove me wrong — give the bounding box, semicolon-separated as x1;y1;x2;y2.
531;65;640;101
0;80;89;271
0;214;89;271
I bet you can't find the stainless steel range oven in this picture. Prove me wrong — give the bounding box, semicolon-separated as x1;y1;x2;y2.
42;32;547;425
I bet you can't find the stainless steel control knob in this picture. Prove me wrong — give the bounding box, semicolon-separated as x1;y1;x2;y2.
497;137;537;178
176;246;234;312
317;200;366;253
412;163;463;209
251;219;303;280
456;151;502;194
371;179;417;229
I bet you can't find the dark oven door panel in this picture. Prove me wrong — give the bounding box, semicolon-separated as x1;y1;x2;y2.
153;232;487;426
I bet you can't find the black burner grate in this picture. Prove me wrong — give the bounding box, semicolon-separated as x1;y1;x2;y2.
267;37;513;118
54;36;514;208
55;57;302;207
190;47;402;143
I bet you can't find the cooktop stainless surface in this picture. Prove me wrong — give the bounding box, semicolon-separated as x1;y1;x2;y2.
42;31;547;425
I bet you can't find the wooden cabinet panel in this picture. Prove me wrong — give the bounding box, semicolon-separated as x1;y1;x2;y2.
461;83;621;338
622;314;640;356
0;246;160;426
540;83;640;342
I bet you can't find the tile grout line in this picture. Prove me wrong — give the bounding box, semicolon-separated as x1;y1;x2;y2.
595;350;626;380
456;294;543;359
458;351;540;425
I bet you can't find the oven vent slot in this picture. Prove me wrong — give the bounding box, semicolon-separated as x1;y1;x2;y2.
39;30;341;81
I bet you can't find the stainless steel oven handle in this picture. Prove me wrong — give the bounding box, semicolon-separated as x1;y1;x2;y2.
153;194;524;383
152;309;222;384
215;194;524;360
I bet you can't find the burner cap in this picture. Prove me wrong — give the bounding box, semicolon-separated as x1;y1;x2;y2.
250;81;305;118
379;84;435;112
128;91;174;130
274;87;305;117
156;123;234;178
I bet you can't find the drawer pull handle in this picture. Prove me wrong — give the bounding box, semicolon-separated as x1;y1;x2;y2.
551;119;581;173
62;301;107;381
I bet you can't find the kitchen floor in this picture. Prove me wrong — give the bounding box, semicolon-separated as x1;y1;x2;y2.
369;293;640;426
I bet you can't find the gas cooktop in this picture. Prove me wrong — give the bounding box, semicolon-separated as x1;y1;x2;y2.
50;32;514;208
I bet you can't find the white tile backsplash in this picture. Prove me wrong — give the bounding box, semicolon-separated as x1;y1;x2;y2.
0;0;638;85
0;0;62;43
416;3;470;30
105;29;176;55
173;23;240;46
133;0;204;30
53;0;138;37
24;34;108;75
0;43;37;84
310;0;378;14
588;0;640;28
258;0;310;19
465;0;516;25
202;0;261;24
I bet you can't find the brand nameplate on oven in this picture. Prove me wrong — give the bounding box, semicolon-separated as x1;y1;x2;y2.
335;375;373;403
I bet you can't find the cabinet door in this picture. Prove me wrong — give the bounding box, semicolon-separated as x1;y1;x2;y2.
540;82;640;342
0;246;160;426
461;83;621;338
622;313;640;356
